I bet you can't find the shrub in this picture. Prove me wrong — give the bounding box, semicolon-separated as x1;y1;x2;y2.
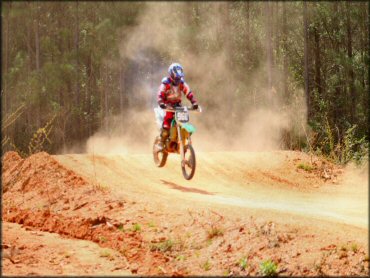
207;226;224;239
260;259;278;276
132;223;141;232
297;163;314;171
150;239;173;252
202;260;212;271
239;256;248;270
117;224;124;232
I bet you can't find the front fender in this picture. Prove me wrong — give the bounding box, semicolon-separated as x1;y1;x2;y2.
181;123;196;134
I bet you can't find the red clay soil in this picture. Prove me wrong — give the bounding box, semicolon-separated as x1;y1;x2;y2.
2;151;369;276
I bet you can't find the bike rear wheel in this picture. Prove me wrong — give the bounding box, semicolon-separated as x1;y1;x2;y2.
181;144;196;180
153;137;168;167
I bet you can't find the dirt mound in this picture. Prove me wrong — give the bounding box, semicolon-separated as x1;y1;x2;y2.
2;222;131;275
2;151;86;194
2;151;168;275
241;151;344;190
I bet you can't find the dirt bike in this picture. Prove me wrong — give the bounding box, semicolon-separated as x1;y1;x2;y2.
153;105;202;180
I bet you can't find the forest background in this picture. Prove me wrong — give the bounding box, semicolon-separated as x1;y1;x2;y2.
1;1;368;164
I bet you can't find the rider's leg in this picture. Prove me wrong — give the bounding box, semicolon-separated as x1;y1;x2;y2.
160;128;169;143
158;112;173;150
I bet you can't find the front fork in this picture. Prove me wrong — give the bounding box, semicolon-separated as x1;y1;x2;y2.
177;126;192;167
177;126;185;166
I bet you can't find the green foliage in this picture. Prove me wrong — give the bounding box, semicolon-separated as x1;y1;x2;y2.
131;223;141;232
340;125;367;164
176;254;186;261
317;120;368;164
351;243;358;253
2;2;368;160
207;226;224;239
99;249;111;257
297;163;314;172
260;259;278;276
150;239;174;252
1;104;25;134
201;260;212;271
239;256;248;270
117;224;124;232
28;115;56;155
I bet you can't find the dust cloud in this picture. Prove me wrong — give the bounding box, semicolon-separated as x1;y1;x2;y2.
85;2;307;155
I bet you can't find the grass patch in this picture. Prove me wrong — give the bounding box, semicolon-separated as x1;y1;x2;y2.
202;260;212;271
99;249;111;258
157;266;166;274
95;183;109;192
340;245;348;252
132;223;141;232
239;256;248;270
150;239;174;252
260;259;278;276
297;163;314;172
117;224;124;232
148;222;156;228
99;236;107;243
176;254;186;261
207;226;224;239
350;243;358;253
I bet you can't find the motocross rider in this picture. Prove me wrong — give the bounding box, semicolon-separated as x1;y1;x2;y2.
157;63;199;151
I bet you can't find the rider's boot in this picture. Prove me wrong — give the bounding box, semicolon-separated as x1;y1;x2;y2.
157;128;169;151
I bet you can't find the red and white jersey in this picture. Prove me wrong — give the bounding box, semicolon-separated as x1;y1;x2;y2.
157;77;197;106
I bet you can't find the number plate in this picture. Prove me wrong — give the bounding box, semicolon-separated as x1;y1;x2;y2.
176;111;189;122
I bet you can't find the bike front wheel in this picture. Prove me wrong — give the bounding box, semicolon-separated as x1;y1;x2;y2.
181;144;196;180
153;136;168;167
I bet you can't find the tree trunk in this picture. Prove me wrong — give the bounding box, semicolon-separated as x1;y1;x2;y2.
119;64;124;114
303;1;310;120
27;2;33;72
332;2;341;135
74;1;81;140
274;2;279;54
362;4;369;119
282;4;288;101
244;2;251;70
246;2;250;38
3;2;11;115
104;68;109;132
222;2;232;63
34;3;40;71
314;26;322;97
87;50;93;137
345;2;356;124
266;2;274;96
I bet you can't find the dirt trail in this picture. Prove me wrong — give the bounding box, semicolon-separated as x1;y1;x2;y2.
2;150;369;276
56;151;368;228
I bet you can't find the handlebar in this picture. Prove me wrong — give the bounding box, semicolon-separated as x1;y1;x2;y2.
162;105;202;113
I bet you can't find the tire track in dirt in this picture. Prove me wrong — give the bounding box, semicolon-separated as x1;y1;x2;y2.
55;151;368;229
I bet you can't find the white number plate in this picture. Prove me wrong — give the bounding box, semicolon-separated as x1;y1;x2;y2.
176;111;189;122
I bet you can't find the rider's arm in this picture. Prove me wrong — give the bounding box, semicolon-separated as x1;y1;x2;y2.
157;78;171;106
182;82;197;105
